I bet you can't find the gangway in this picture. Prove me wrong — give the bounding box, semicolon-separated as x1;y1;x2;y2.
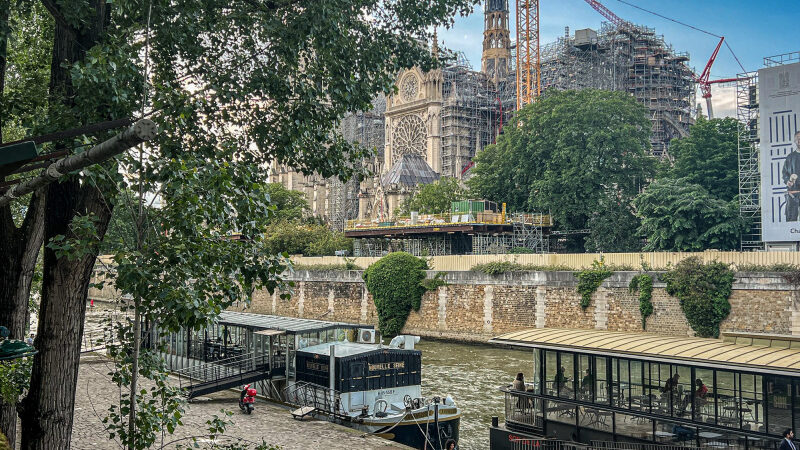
284;382;348;422
175;352;270;399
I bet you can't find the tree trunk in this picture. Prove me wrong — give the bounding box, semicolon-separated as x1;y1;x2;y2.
18;181;112;450
0;191;45;448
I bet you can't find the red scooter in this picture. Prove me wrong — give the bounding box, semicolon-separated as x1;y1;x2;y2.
239;384;256;414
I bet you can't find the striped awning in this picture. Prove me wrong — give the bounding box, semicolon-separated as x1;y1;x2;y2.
490;328;800;375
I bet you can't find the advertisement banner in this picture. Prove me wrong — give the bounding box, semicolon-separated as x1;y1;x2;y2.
759;62;800;242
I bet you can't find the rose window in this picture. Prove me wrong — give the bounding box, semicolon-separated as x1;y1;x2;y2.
401;75;419;102
392;115;426;163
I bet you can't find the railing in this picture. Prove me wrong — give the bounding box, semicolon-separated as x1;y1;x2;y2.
511;438;570;450
345;212;553;231
591;442;702;450
174;352;269;394
283;382;347;419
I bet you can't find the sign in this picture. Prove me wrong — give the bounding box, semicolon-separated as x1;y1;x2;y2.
759;62;800;242
368;361;405;371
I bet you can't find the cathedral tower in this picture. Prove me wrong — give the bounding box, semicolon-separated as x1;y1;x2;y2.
481;0;511;83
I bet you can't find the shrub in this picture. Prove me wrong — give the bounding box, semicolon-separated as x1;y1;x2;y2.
471;261;571;275
575;259;613;309
363;252;429;336
660;257;734;338
629;274;654;329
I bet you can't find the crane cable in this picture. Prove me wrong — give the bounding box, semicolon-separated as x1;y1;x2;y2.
614;0;748;75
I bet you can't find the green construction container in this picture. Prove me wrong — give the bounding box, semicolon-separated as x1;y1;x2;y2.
0;141;38;167
451;200;487;214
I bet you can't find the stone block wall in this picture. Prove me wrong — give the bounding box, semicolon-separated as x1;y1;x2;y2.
88;269;799;344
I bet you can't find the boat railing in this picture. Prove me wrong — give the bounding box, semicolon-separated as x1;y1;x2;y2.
173;352;269;393
591;442;704;450
510;438;577;450
283;381;347;419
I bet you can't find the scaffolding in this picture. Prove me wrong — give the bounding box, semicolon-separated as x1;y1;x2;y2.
737;71;761;250
540;22;695;157
329;96;386;231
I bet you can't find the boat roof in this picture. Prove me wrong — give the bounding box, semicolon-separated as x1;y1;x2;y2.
490;328;800;376
298;342;418;358
218;311;370;334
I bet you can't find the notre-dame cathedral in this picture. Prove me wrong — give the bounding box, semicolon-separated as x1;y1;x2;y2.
271;0;515;229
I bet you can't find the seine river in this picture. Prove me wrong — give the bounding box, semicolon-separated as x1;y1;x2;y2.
417;339;533;450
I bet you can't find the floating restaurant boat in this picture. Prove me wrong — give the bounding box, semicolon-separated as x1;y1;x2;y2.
486;328;800;450
150;311;460;449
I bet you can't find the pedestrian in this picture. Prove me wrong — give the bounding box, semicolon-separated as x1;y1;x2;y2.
25;334;34;345
780;429;796;450
444;439;457;450
90;298;94;308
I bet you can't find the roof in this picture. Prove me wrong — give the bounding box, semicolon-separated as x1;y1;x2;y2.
381;154;439;187
299;342;383;358
490;328;800;376
218;311;370;334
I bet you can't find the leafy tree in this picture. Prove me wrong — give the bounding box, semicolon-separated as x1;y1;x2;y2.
633;178;744;251
265;221;353;256
396;177;466;215
363;252;428;336
468;90;656;250
0;0;474;448
584;195;642;253
665;116;740;201
264;183;309;224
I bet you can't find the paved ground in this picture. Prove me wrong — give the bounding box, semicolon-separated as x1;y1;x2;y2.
71;353;411;450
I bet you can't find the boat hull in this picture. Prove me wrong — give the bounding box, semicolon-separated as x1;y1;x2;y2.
363;415;460;449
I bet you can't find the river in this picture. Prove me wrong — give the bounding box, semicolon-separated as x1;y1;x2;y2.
417;339;533;450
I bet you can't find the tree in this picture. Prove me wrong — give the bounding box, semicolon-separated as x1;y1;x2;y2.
264;221;353;256
264;183;309;224
584;195;642;253
665;116;740;201
0;0;475;448
468;89;656;250
633;178;744;251
395;177;466;215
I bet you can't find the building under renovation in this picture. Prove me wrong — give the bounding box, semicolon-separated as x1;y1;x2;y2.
541;23;695;156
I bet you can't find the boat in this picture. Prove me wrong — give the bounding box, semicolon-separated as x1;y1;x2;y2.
149;311;460;450
285;335;461;449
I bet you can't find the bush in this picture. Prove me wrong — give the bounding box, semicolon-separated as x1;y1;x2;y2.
575;259;613;309
736;263;800;273
660;257;734;338
471;261;571;275
629;274;654;329
264;221;352;256
363;252;429;336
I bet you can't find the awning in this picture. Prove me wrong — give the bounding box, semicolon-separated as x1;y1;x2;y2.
254;329;285;337
490;327;800;375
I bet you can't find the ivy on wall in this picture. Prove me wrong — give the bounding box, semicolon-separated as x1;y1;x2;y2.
629;274;654;329
575;259;613;309
363;252;431;336
660;257;734;338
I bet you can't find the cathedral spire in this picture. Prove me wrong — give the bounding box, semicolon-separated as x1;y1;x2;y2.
432;27;439;59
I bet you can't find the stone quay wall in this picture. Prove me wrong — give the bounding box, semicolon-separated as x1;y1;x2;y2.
88;269;799;343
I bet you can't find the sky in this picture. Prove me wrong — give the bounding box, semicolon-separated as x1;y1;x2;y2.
438;0;800;118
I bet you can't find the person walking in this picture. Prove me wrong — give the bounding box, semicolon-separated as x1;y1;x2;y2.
780;428;796;450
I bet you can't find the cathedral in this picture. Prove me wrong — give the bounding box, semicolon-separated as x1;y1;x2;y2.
271;0;515;228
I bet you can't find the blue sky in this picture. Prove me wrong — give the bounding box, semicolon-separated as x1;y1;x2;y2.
438;0;800;117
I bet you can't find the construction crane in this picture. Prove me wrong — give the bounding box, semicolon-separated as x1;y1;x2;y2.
582;0;630;30
516;0;540;110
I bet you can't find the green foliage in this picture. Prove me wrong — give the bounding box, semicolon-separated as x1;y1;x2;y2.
265;222;353;256
660;257;734;338
736;263;800;273
363;252;429;336
0;357;32;405
665;117;740;201
509;247;535;254
420;272;448;291
629;274;654;329
396;177;466;215
293;262;363;272
46;213;100;261
471;261;572;275
264;183;309;224
468;89;656;251
585;195;643;253
634;178;744;251
575;259;613;309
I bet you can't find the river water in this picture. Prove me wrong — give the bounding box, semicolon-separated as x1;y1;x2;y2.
417;339;533;450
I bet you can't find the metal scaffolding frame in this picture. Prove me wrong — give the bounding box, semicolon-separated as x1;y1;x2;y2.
737;72;762;250
540;22;694;157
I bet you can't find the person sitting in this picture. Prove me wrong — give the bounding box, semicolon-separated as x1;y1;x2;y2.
555;366;572;395
661;373;680;394
580;369;593;398
512;372;525;391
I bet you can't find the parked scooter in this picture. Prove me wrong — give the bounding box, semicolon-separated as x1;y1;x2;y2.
239;384;256;414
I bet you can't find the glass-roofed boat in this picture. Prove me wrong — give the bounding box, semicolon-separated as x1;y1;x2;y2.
487;328;800;450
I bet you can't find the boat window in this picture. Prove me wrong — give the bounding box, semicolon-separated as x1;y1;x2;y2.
654;419;695;445
742;373;764;433
558;352;575;400
595;356;609;405
694;367;714;424
765;373;792;435
716;370;739;428
612;358;631;409
578;404;612;433
629;360;645;412
673;365;692;418
578;354;592;401
615;412;651;440
532;349;542;395
545;350;558;395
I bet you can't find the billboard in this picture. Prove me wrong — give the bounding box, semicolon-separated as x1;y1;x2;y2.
759;62;800;242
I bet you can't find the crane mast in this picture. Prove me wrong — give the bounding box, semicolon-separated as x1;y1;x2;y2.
516;0;540;109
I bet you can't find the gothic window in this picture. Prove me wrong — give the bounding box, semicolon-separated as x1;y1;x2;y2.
400;74;419;102
391;115;427;163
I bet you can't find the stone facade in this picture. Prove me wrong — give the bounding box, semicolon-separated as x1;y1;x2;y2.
89;270;800;344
